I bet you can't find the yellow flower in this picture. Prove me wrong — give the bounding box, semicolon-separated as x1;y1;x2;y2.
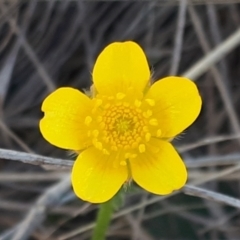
40;41;202;203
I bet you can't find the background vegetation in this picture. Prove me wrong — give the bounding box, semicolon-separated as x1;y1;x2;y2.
1;0;240;239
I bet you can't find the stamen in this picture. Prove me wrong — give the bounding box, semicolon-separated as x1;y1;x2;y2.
145;98;155;106
134;100;141;107
96;99;103;107
120;160;127;166
145;133;151;141
96;141;103;150
149;118;158;126
139;144;146;153
143;110;152;118
116;92;126;100
92;130;99;137
102;149;110;155
92;96;152;153
84;116;92;126
156;129;162;137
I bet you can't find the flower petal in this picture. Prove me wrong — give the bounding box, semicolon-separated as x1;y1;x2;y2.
71;148;128;203
131;140;187;195
146;76;202;138
40;87;92;150
93;41;150;95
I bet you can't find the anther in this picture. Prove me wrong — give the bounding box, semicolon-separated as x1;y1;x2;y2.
130;154;137;158
103;149;110;155
143;110;152;118
139;144;146;153
145;133;151;141
145;98;155;106
120;160;127;166
116;92;126;100
84;116;92;126
149;118;158;126
156;129;162;137
98;142;103;150
143;126;148;132
92;130;99;137
134;100;142;107
96;99;102;107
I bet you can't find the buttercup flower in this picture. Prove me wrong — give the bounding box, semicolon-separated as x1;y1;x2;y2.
40;41;202;203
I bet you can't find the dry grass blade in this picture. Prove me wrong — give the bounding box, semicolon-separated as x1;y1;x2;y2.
1;1;240;240
184;185;240;208
9;176;70;240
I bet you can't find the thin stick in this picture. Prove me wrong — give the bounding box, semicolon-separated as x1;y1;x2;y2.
59;162;240;239
1;3;55;92
183;185;240;209
185;154;240;168
178;133;240;153
182;27;240;80
0;148;73;168
2;134;239;169
170;0;187;75
0;172;68;182
11;176;71;240
186;4;240;145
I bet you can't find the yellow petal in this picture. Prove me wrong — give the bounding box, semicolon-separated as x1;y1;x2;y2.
146;76;202;138
131;140;187;195
92;41;150;95
40;87;92;150
71;148;128;203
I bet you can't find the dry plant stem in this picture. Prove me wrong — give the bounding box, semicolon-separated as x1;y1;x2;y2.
131;193;150;240
185;154;240;168
0;148;72;168
178;133;240;153
125;214;154;240
143;203;206;221
182;27;240;79
0;121;33;153
207;4;230;89
59;161;240;239
170;0;187;75
1;134;239;169
183;185;240;208
199;210;240;235
1;3;56;92
42;203;92;239
187;4;240;146
189;170;240;181
10;175;71;240
0;198;89;215
0;172;68;182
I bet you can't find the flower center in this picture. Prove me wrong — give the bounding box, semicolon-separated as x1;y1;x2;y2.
101;104;146;151
85;92;161;157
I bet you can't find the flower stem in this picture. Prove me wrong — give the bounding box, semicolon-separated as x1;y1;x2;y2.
91;199;114;240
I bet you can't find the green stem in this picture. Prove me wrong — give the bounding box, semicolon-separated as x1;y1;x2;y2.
91;199;114;240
